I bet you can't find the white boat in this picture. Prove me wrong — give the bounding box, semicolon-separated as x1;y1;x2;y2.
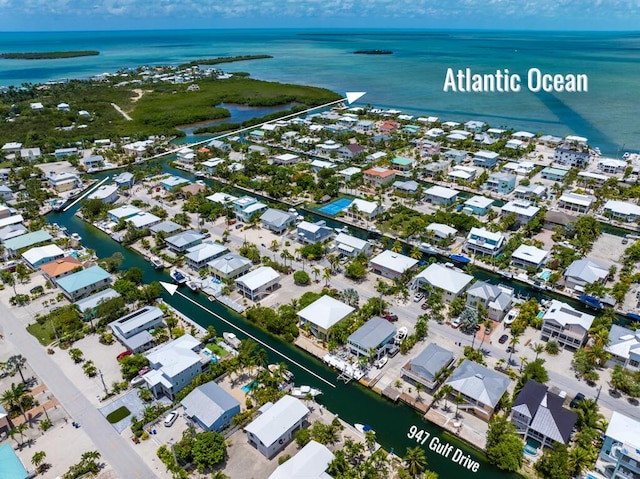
186;280;199;292
170;269;187;284
268;364;294;382
223;332;241;349
374;356;388;368
291;385;322;399
354;423;375;435
418;242;439;255
498;270;513;279
150;257;164;269
394;327;408;343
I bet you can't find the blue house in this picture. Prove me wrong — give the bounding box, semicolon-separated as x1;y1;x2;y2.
114;172;135;189
473;150;499;168
297;220;333;244
57;265;112;301
485;172;517;194
463;195;494;216
160;175;190;191
180;381;240;432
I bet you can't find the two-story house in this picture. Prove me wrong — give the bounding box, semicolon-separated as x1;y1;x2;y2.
540;300;595;351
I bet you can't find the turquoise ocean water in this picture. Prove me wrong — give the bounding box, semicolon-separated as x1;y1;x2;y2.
1;29;639;155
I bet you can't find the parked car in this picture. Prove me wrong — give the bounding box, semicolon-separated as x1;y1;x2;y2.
570;393;586;409
116;350;132;361
413;292;424;302
498;334;509;344
384;313;399;322
164;411;178;427
130;376;146;387
451;317;462;329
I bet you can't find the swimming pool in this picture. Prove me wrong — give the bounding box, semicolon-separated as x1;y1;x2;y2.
318;198;353;216
524;438;540;456
537;270;551;281
241;381;258;393
0;443;28;479
69;251;80;258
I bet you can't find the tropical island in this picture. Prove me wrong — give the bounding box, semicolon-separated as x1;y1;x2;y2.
179;54;273;68
354;49;393;55
0;50;99;60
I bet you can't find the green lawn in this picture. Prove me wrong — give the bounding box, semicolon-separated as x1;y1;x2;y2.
206;342;228;358
106;406;131;424
26;322;55;346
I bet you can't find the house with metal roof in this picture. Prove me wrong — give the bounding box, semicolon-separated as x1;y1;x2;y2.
540;300;595;351
412;263;473;303
391;157;414;172
426;223;457;240
511;244;548;270
605;325;640;371
108;204;142;223
424;185;459;205
0;185;13;202
298;296;355;341
260;208;295;234
540;166;570;182
114;171;134;189
22;244;64;269
346;198;383;220
127;212;162;230
0;224;26;244
47;171;82;192
464;227;506;257
463;195;494;216
56;265;112;301
185;242;228;271
513;184;546;201
234;196;268;222
448;165;477;183
149;220;182;235
245;395;310;458
208;253;252;280
445;359;510;420
466;281;513;322
88;184;119;204
160;175;191;191
472;150;499;168
4;230;53;257
207;192;239;205
165;230;205;253
604;200;640;223
74;288;121;320
180;381;240;432
599;412;640;479
334;233;373;258
393;180;419;194
369;250;418;280
564;258;609;291
268;440;334;479
511;380;577;449
110;306;164;353
558;192;594;213
402;343;454;390
347;317;396;359
0;214;23;230
553;146;590;168
297;220;333;245
485;172;517;195
236;266;281;301
500;200;540;225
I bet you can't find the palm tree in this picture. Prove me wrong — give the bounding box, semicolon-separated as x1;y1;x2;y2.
507;334;521;365
391;241;402;253
404;446;427;478
1;382;30;424
1;270;16;295
454;393;464;418
410;246;422;260
269;239;280;252
327;253;339;273
440;384;453;411
210;472;230;479
415;382;424;402
31;451;46;473
323;267;332;286
312;267;321;283
7;355;27;384
10;422;28;446
532;343;545;360
575;399;606;431
567;446;592;477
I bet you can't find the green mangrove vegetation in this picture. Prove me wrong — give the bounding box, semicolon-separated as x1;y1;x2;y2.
0;51;99;59
179;54;273;68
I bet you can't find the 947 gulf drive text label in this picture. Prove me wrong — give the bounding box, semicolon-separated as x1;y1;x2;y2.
407;425;480;472
443;67;588;93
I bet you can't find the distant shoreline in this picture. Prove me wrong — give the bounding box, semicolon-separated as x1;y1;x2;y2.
0;50;99;60
354;50;393;55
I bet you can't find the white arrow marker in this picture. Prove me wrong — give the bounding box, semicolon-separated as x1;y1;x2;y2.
345;91;367;104
159;281;178;296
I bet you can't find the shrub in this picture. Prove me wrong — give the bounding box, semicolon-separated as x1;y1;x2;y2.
293;270;310;285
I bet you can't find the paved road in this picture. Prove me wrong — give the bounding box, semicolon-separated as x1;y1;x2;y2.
0;301;157;479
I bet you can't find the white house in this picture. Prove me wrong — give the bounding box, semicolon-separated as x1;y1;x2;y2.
464;227;506;257
511;244;548;270
501;200;541;225
260;209;295;234
235;266;281;301
553;146;590;167
110;306;164;353
268;440;334;479
87;184;119;204
564;259;609;291
208;253;252;280
599;412;640;479
605;325;640;371
424;186;459;205
466;281;513;321
412;263;473;303
22;244;65;269
185;242;228;271
334;233;373;258
426;223;457;241
297;295;354;341
346;198;383;220
604;200;640;222
597;158;627;174
540;300;595;351
369;250;418;280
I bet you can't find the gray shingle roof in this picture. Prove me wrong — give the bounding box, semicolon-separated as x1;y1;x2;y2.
446;359;510;408
181;381;240;430
409;343;454;382
347;317;396;350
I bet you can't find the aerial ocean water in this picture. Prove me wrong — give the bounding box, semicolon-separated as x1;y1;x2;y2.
1;29;639;155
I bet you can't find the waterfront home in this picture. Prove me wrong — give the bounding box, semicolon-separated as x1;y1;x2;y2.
412;263;473;303
423;160;449;177
260;208;295;234
487;128;506;138
249;129;266;141
56;265;111;301
114;172;134;189
599;412;640;479
604;200;640;222
425;127;444;139
553;145;590;167
464;227;505;257
185;242;228;271
39;256;83;283
558;192;594;213
0;213;23;230
564;258;609;290
463;195;494;216
53;147;78;159
335;233;373;258
605;325;640;371
165;230;205;253
338;166;362;182
391;157;414;172
505;139;525;150
4;230;52;257
448;165;476;183
236;266;281;301
207;139;231;152
540;166;570;183
540;299;595;351
0;187;16;202
297;295;355;341
180;381;240;432
402;343;454;390
346;198;383;220
500;200;541;225
538;134;563;146
19;147;41;161
108;204;141;223
176;147;196;164
338;144;366;161
502;161;536;176
110;305;164;353
47;171;82;192
578;171;608;187
511;380;577;450
464;120;486;132
472;150;499;168
347;316;397;360
272;153;300;165
363;167;396;187
143;334;207;400
245;395;309;459
127;212;162;230
1;142;22;155
81;155;104;170
369;250;418;280
426;223;457;241
513;184;546;201
424;185;459;205
160;175;190;191
268;440;334;479
21;244;64;269
485;172;517;195
123;139;153;157
442;121;461;129
466;281;513;322
310;159;336;172
208;253;252;281
0;224;27;244
74;288;120;321
511;244;548;270
233;196;268;223
200;157;225;175
597;158;627;174
297;220;333;245
88;185;119;204
149;220;182;235
366;152;387;162
445;359;510;421
444;149;467;164
207;192;238;206
393;180;419;194
379;120;399;134
447;131;470;141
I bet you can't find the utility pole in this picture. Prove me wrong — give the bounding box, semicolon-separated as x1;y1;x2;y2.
98;369;108;396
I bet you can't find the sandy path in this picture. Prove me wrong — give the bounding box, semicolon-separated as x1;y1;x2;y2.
111;102;132;121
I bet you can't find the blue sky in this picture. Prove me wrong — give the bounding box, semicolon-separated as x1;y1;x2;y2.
1;0;639;31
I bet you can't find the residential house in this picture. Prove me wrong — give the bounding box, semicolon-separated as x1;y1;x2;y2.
338;167;362;182
160;175;190;191
47;172;82;192
39;256;83;283
604;200;640;222
54;147;78;159
4;230;52;257
513;185;546;202
464;227;506;257
444;149;467;163
185;242;228;271
19;147;41;162
207;192;238;206
445;359;510;420
393;180;419;194
149;220;182;235
180;382;240;432
511;380;577;449
425;128;445;139
201;158;225;175
317;140;342;157
369;250;418;280
236;266;281;301
346;198;383;220
379;120;399;134
165;230;205;253
564;259;609;291
355;120;375;133
272;153;300;165
81;155;104;170
207;139;231;152
463;196;494;216
297;296;354;341
424;185;459;205
363;167;396;187
143;334;208;400
208;253;252;281
578;171;608;187
553;146;590;167
502;161;536;176
426;223;457;241
599;412;640;479
57;102;70;111
417;139;440;156
465;120;486;132
558;192;594;213
597;158;627;174
310;160;335;172
176;147;196;164
423;161;449;177
21;244;65;269
505;139;525;150
473;151;500;168
1;142;22;155
114;172;135;189
347;316;397;360
268;440;334;479
334;233;373;258
512;131;536;141
338;144;366;161
260;208;295;234
466;281;513;322
56;265;112;301
540;167;570;182
540;299;595;350
485;172;517;195
412;263;473;303
391;157;413;172
0;213;24;230
448;165;476;183
0;224;27;244
402;343;455;390
538;135;563;146
511;244;548;270
605;325;640;371
110;306;164;353
500;200;541;225
233;196;268;222
245;395;309;459
107;205;142;223
297;220;333;245
127;212;161;231
87;185;119;204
